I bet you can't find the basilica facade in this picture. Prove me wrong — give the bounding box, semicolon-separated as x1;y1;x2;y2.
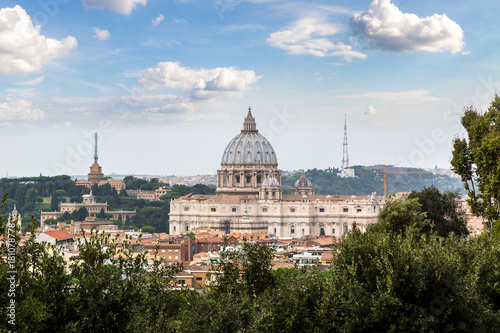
169;108;385;238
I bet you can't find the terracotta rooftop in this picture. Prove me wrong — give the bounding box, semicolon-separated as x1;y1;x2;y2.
321;252;334;260
184;264;213;272
43;230;76;240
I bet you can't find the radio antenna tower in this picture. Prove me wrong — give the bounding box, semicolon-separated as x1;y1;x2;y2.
94;133;98;164
341;114;349;170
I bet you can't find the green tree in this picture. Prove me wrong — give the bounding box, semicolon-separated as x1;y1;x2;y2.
77;207;89;221
451;94;500;230
210;240;275;299
59;211;72;222
141;226;155;233
98;207;106;219
23;188;38;211
50;192;59;211
408;186;469;237
371;196;430;236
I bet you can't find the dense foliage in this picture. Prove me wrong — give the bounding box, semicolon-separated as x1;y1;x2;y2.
451;94;500;232
1;191;499;332
282;167;464;196
0;175;215;234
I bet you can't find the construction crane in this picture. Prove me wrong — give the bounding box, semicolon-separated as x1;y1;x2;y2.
374;166;432;196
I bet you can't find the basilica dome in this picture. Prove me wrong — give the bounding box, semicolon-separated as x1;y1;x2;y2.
221;108;277;165
294;171;312;187
262;176;280;187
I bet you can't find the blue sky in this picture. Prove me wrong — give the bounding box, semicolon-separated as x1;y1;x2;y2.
1;0;500;177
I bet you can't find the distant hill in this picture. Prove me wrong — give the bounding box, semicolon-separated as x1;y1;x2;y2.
282;166;464;196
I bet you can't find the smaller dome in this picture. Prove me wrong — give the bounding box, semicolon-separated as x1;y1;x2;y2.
302;195;308;198
351;195;356;199
262;177;280;187
294;171;312;188
326;194;331;199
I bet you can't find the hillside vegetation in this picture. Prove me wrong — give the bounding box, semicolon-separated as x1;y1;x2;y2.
282;166;464;196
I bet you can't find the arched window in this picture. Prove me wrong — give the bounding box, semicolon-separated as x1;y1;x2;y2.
332;228;335;235
290;225;295;234
185;225;189;232
343;225;348;234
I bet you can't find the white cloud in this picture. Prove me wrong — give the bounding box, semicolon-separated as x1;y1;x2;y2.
82;0;147;15
267;18;366;60
365;104;376;115
16;76;45;86
139;61;260;100
0;94;44;121
152;14;164;26
350;0;464;53
339;90;444;103
173;19;187;24
6;87;37;98
0;6;77;75
93;27;110;41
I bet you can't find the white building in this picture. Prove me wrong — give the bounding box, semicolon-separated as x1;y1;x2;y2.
169;108;384;238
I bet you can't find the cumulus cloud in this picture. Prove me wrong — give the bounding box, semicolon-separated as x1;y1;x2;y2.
93;27;110;41
82;0;147;15
350;0;464;53
365;104;376;115
0;94;44;121
152;14;164;26
0;6;77;75
139;61;260;100
267;18;366;60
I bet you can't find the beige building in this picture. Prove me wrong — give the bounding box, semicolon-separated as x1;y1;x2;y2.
40;192;135;225
127;186;172;201
458;198;485;235
169;108;385;238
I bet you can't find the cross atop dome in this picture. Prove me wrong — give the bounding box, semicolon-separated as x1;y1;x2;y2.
242;106;257;132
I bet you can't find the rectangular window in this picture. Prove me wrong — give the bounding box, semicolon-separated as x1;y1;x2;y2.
169;256;172;259
177;279;185;285
257;176;261;184
246;176;251;184
184;206;190;211
319;208;325;212
175;256;178;260
211;207;216;212
357;208;362;213
169;249;172;252
290;208;296;213
174;249;178;252
262;207;268;213
291;228;295;234
235;175;240;183
232;207;237;212
162;250;165;253
343;208;348;213
196;277;203;282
